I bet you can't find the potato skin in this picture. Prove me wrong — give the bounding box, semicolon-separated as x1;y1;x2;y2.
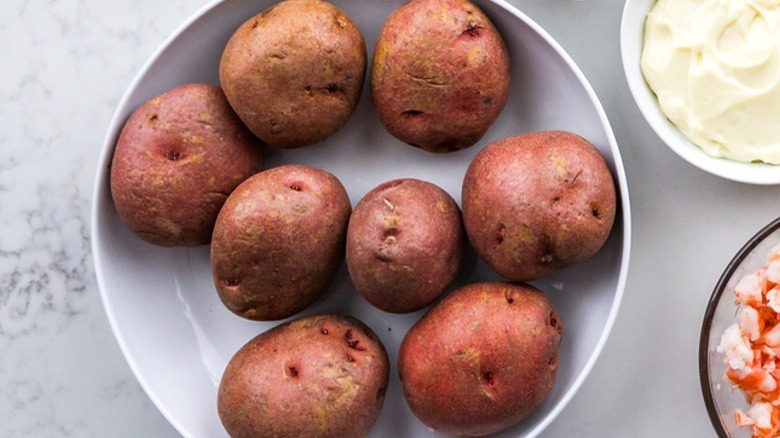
371;0;510;153
462;130;617;282
109;83;263;247
398;282;562;436
218;314;390;438
211;164;351;321
220;0;366;148
346;179;464;313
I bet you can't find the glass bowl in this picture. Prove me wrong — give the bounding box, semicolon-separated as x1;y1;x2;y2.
700;216;780;437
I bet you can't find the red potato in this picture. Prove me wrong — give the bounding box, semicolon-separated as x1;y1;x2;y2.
398;282;563;436
211;164;351;321
218;314;390;438
462;130;617;281
110;83;263;247
346;178;465;313
371;0;510;153
220;0;367;148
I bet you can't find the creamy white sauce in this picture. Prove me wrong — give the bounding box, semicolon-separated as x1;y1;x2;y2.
641;0;780;164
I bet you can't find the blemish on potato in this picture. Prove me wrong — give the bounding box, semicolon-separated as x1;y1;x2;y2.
324;83;342;94
148;114;158;123
383;197;395;210
454;347;481;366
383;215;400;228
549;313;558;328
164;151;181;161
569;170;583;185
405;72;446;87
494;223;506;247
504;289;515;304
345;329;367;351
224;278;240;287
462;21;483;37
401;109;424;117
154;218;181;236
482;371;495;387
552;154;569;173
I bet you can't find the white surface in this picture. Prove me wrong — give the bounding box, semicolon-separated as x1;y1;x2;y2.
91;0;629;437
621;0;780;185
0;0;772;437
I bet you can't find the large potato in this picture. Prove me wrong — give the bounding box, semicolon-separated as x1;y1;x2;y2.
211;164;351;321
398;282;562;436
218;314;390;438
220;0;366;148
371;0;510;153
110;83;263;247
346;179;464;313
462;130;617;281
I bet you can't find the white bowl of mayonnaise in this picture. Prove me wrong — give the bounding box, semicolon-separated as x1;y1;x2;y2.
621;0;780;185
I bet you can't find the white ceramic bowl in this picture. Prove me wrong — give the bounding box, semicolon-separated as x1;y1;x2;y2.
620;0;780;185
92;0;632;436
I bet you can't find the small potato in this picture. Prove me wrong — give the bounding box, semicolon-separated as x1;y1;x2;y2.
398;282;562;436
346;179;464;313
211;164;351;321
110;83;263;247
218;314;390;438
462;130;617;282
371;0;510;153
220;0;366;148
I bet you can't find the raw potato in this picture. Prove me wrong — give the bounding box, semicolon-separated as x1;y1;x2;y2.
218;314;390;438
371;0;510;153
211;164;351;321
462;130;617;282
220;0;366;148
110;83;263;247
398;282;562;436
346;178;464;313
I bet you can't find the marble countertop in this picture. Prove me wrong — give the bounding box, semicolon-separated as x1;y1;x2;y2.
3;0;776;436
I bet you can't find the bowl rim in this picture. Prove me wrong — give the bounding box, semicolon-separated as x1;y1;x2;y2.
619;0;780;186
698;215;780;437
90;0;633;436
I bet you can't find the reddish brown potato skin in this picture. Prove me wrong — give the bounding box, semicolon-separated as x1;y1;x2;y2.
346;179;464;313
218;314;390;438
220;0;366;148
211;165;351;321
398;282;562;436
110;83;263;247
462;130;617;282
371;0;510;153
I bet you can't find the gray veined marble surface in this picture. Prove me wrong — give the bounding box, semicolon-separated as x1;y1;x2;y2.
3;0;779;437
